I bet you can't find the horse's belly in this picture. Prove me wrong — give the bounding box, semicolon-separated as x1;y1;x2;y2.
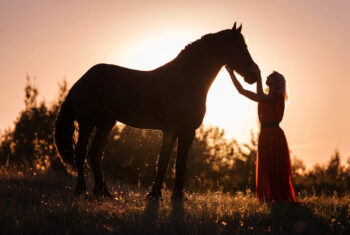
110;100;167;129
115;113;162;129
112;97;207;131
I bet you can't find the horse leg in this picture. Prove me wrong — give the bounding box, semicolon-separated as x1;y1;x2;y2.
172;129;195;201
74;124;93;196
89;123;114;198
146;129;177;201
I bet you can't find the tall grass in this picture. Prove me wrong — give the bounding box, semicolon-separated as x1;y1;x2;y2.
0;168;349;234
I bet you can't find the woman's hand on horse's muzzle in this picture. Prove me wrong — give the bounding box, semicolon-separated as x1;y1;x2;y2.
225;65;234;74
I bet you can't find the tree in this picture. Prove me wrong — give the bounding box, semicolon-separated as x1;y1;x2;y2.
0;76;68;171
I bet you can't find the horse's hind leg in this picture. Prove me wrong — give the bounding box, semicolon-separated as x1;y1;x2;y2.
89;122;114;198
172;129;195;201
146;129;177;201
74;124;93;196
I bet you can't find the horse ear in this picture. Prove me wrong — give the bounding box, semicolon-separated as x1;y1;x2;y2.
232;22;237;30
237;24;242;33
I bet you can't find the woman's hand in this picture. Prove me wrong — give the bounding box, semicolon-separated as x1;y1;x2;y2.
225;64;260;102
225;65;244;93
251;63;261;78
224;65;234;76
225;65;240;83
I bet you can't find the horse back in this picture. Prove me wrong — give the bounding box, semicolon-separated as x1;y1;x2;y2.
69;63;197;129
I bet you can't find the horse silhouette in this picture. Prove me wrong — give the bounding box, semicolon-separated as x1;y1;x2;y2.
54;22;258;201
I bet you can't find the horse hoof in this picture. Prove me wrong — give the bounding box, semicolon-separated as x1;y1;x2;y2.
94;191;113;200
171;192;188;202
74;184;87;197
104;190;114;199
94;184;113;199
146;190;161;202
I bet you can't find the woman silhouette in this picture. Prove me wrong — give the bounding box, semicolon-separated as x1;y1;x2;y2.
225;65;296;203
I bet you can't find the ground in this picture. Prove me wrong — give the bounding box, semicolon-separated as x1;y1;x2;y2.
0;168;349;234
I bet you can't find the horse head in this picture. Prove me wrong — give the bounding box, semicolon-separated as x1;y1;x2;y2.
221;22;258;84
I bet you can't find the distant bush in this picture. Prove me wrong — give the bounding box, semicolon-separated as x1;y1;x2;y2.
0;76;68;171
293;150;350;195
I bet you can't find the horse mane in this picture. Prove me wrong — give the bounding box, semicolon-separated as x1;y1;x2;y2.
176;29;230;62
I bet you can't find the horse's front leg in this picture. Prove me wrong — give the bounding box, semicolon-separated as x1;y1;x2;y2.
172;129;195;202
146;129;177;201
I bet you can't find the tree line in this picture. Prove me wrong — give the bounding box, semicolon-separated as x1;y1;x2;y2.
0;77;349;195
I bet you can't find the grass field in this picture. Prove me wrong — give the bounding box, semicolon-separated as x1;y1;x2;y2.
0;168;349;234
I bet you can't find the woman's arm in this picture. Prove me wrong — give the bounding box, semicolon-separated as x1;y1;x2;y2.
225;65;274;103
225;66;258;102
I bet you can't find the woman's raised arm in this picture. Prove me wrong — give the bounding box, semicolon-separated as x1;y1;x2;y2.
225;65;258;102
225;65;274;103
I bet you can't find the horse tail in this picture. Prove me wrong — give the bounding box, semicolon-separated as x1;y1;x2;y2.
54;93;76;173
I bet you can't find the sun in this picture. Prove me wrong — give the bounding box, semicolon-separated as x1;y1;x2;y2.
204;70;259;141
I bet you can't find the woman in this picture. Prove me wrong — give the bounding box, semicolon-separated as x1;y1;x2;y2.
225;65;296;203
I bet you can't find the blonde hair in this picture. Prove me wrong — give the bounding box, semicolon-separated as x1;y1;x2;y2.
270;71;288;101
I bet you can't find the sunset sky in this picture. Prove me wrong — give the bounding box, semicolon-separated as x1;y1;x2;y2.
1;0;349;169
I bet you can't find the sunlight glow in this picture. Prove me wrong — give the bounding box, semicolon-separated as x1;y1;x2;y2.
204;70;259;142
120;31;197;70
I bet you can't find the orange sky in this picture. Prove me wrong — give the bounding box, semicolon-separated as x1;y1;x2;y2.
1;0;349;169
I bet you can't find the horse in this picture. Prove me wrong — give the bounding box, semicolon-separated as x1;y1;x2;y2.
54;22;258;201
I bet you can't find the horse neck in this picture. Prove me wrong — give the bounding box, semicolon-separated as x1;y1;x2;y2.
178;49;224;94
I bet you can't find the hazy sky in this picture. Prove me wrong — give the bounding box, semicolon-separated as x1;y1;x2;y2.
1;0;349;168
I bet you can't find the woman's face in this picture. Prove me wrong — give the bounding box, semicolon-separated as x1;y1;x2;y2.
266;74;278;90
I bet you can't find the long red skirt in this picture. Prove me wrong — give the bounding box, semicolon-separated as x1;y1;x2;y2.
256;127;296;202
